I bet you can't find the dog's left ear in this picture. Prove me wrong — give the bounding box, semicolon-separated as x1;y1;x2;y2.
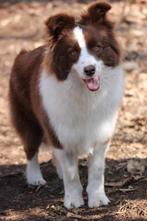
81;1;111;24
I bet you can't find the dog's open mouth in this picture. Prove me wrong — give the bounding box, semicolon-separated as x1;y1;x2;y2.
82;76;100;92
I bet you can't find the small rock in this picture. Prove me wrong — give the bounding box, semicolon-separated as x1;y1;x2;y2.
127;159;145;175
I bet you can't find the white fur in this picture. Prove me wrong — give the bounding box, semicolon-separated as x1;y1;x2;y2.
39;26;124;208
72;27;103;80
53;149;84;208
87;142;110;207
26;153;46;186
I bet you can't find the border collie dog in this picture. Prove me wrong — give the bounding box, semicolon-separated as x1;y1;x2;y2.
9;1;124;208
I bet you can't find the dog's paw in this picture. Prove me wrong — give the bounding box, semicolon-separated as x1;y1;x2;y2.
64;192;84;209
88;191;110;208
27;174;46;186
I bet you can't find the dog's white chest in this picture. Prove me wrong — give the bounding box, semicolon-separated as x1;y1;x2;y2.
39;68;123;155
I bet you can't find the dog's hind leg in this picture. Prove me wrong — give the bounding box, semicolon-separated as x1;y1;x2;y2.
9;90;46;186
21;120;46;186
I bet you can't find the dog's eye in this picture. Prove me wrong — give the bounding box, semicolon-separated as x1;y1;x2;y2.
68;49;79;60
93;45;103;53
70;50;77;57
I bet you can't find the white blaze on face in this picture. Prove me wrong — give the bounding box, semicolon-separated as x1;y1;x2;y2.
72;26;102;92
73;26;86;48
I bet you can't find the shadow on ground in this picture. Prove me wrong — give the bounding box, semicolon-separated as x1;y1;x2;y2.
0;158;146;221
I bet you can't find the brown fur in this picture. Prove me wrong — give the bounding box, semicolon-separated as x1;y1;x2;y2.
9;46;62;160
45;13;75;41
80;1;120;66
81;1;112;28
44;31;81;80
44;13;81;81
81;25;120;67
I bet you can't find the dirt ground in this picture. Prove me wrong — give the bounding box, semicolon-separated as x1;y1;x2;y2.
0;0;147;220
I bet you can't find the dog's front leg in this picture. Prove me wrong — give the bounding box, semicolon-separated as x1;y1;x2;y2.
53;149;84;208
87;142;110;208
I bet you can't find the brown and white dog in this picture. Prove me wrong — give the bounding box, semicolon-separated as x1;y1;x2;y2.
9;1;124;208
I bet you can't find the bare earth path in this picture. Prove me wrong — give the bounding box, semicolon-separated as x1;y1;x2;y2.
0;1;147;220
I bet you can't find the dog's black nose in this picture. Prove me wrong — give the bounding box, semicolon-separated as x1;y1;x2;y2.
84;65;95;76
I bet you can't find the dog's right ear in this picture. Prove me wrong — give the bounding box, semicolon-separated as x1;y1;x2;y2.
45;13;75;40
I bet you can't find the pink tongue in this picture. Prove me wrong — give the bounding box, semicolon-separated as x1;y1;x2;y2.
84;76;100;91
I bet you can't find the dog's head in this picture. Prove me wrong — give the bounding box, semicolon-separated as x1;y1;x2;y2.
45;1;121;92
